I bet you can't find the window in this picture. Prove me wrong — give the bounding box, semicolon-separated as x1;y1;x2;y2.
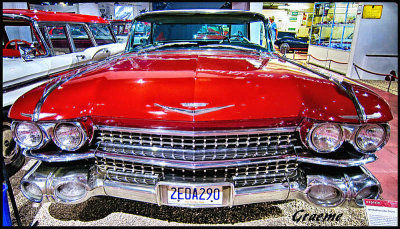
69;24;93;51
3;20;47;57
47;26;72;55
88;24;114;45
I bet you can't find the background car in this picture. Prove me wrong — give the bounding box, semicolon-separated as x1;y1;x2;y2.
2;9;125;176
274;31;309;53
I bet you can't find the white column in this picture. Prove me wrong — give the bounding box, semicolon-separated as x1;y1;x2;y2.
250;2;264;45
78;3;100;17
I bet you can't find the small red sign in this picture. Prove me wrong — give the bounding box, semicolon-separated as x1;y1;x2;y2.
364;199;398;208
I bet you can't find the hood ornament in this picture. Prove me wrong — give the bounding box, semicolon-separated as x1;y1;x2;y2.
180;103;208;108
154;103;234;116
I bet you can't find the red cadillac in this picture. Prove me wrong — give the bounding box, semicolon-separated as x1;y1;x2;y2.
9;10;392;209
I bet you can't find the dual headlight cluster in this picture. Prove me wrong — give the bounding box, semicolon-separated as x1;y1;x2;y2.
307;123;389;154
12;121;87;151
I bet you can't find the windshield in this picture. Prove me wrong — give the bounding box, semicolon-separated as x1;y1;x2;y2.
126;14;273;53
2;19;48;57
88;23;115;45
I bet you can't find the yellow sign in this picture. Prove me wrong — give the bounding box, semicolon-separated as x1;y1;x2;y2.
362;5;383;19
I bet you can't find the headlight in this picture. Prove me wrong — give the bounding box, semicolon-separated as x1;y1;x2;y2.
355;124;386;152
53;123;86;151
309;123;343;153
14;122;43;149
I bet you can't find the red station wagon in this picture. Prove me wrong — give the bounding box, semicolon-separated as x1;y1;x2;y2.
8;10;392;209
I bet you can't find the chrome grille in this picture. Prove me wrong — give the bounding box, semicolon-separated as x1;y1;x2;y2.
94;127;301;161
95;157;298;187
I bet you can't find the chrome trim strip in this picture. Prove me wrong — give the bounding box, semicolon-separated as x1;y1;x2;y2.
345;83;367;122
22;146;377;167
339;112;382;120
154;103;235;116
297;153;377;167
95;125;298;136
21;113;57;119
96;142;295;154
22;149;95;162
95;151;297;170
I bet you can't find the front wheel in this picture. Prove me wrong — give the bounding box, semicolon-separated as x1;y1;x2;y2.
3;121;25;177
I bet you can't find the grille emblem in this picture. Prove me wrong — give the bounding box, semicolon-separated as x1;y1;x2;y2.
154;103;234;116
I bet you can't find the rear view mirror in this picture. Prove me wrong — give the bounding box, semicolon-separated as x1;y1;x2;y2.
92;48;110;62
140;38;148;45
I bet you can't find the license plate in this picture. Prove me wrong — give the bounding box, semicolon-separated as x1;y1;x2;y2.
167;186;223;205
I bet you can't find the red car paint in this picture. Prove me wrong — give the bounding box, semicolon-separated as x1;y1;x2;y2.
9;50;393;132
3;9;109;24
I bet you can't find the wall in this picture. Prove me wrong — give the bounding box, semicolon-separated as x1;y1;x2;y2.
29;4;78;13
232;2;249;10
78;3;100;17
262;9;289;32
3;2;28;9
262;4;313;34
347;2;398;79
98;2;115;19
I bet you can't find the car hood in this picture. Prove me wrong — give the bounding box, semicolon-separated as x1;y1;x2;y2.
9;50;393;127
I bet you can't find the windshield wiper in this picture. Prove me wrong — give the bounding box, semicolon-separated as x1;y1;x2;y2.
138;42;199;54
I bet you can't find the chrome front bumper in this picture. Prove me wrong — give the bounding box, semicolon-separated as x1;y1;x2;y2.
21;161;381;208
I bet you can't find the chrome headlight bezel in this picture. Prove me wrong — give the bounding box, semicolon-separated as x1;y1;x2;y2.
52;122;88;151
353;124;389;154
303;121;390;154
307;123;344;153
12;121;50;150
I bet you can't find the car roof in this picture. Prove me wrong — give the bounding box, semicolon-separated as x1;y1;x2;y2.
134;9;267;23
3;9;109;24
